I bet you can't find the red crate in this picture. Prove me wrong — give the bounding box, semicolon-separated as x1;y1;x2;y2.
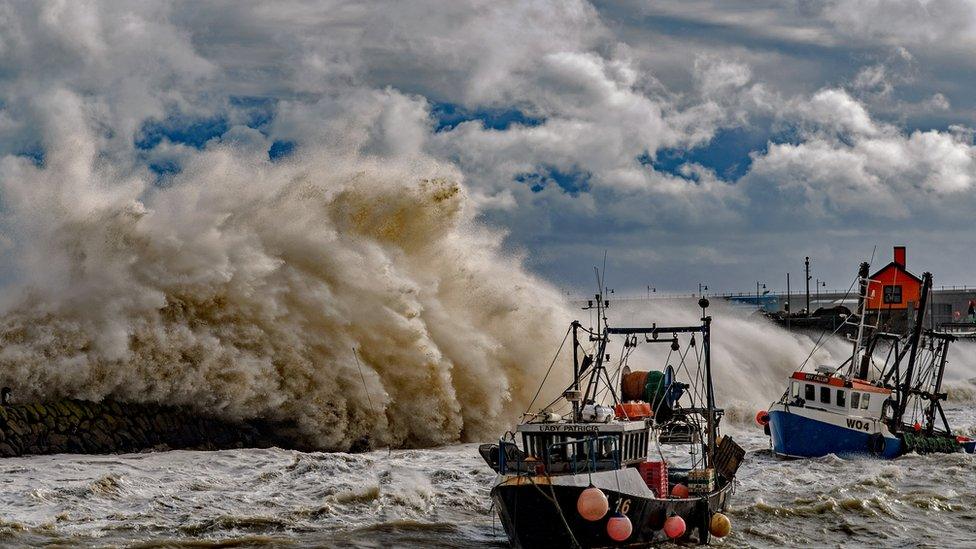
638;461;668;498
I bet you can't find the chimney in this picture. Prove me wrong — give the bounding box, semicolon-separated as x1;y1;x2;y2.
894;246;906;267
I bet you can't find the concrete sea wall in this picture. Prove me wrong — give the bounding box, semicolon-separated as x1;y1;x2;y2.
0;399;281;457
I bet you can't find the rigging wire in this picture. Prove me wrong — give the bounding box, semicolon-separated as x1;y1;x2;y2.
523;325;573;417
797;274;861;373
352;348;374;413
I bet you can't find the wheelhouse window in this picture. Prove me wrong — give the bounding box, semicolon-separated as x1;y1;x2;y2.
861;393;870;410
805;384;815;401
883;285;902;304
851;392;861;409
836;389;846;407
820;386;830;404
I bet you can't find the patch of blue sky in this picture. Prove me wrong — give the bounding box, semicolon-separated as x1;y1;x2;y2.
148;159;181;176
431;102;544;132
15;143;45;167
135;115;230;150
516;166;591;196
268;140;295;161
229;96;278;133
135;97;281;151
643;125;801;182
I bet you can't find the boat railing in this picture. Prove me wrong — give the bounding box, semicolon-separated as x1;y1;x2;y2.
545;435;620;475
493;435;622;475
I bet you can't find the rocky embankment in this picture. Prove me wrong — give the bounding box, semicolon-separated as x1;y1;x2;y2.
0;399;287;457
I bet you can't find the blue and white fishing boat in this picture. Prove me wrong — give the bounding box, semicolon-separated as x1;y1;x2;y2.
758;262;976;458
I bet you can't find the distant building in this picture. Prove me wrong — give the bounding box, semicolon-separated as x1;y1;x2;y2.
751;244;976;334
866;246;922;330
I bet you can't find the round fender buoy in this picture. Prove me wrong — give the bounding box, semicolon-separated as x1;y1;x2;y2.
755;410;770;426
577;486;608;521
709;512;731;538
664;515;686;539
606;512;633;542
671;483;690;498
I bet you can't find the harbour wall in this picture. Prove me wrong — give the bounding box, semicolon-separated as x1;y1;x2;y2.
0;399;292;458
576;288;976;324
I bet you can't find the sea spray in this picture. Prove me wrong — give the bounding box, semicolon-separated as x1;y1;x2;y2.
585;299;830;422
0;143;571;450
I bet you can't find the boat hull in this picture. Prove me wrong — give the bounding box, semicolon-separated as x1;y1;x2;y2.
768;407;901;459
491;470;732;548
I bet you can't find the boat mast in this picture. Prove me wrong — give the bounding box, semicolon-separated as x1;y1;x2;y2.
925;334;952;435
702;307;716;468
571;320;581;423
581;269;610;407
894;272;932;430
853;261;872;379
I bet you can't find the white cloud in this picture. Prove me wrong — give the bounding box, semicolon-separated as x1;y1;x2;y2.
0;0;975;294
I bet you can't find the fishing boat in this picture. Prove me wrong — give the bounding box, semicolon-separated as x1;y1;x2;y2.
758;262;976;458
480;287;745;547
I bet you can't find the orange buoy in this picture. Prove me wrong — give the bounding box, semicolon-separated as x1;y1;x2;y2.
755;410;770;426
671;483;690;498
709;512;731;538
663;515;686;539
577;486;609;521
913;422;922;432
606;512;633;542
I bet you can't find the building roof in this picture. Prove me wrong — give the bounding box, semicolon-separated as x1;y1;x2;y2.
869;261;922;284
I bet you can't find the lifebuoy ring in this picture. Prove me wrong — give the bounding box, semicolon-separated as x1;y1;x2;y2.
868;433;886;457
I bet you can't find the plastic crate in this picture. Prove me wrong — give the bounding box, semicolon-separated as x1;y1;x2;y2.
638;461;669;498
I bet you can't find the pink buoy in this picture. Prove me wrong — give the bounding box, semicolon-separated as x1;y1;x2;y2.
671;483;689;498
664;515;686;539
577;486;609;521
606;512;633;542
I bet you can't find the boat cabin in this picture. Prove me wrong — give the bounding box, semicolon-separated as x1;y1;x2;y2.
787;371;890;416
515;421;651;474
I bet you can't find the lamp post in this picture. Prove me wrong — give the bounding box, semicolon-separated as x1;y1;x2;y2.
698;283;708;297
756;281;766;311
786;273;791;331
816;279;827;310
805;256;811;316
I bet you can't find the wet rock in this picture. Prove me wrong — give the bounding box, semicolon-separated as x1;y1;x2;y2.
0;398;292;458
0;442;16;457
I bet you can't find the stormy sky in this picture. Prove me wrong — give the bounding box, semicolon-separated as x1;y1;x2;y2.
1;1;974;296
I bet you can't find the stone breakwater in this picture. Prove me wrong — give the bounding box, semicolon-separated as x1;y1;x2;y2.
0;399;287;457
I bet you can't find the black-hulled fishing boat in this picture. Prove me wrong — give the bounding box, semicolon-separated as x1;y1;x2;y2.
759;262;976;458
480;289;745;547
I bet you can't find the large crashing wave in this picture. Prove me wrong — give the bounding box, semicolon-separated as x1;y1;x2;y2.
0;147;570;450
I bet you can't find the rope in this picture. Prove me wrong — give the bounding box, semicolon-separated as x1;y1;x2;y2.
523;325;572;417
352;348;374;413
523;473;581;548
797;275;860;373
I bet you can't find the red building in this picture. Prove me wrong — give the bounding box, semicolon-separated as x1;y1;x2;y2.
867;246;922;313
